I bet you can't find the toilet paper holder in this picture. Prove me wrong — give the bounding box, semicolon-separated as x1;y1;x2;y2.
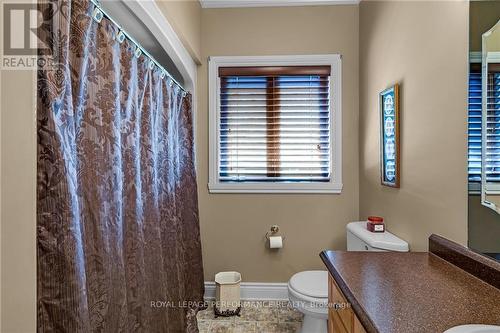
265;225;285;240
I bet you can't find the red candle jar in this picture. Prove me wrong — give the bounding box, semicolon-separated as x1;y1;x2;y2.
367;216;385;233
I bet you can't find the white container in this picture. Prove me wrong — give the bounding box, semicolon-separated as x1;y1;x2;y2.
215;271;241;312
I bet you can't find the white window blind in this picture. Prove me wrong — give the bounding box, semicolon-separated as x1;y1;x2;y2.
468;68;500;183
218;66;331;183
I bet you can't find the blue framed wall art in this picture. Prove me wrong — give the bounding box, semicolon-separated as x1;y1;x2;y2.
380;84;400;188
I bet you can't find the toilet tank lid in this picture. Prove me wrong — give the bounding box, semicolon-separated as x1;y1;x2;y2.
347;222;409;252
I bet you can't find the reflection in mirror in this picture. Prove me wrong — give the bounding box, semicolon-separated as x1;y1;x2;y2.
468;2;500;262
481;19;500;214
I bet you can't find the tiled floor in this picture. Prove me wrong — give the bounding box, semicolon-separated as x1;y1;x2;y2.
197;300;303;333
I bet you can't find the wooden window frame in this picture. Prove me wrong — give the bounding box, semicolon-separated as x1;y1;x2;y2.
208;55;343;194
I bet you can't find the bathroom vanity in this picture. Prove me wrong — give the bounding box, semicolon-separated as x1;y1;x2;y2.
321;235;500;333
328;274;366;333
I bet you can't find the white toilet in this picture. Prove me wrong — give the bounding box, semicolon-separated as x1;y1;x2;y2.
288;270;329;333
287;221;409;333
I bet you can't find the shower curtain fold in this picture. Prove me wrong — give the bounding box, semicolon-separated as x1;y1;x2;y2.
37;1;204;332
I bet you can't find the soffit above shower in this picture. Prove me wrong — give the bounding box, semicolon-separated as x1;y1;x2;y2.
199;0;360;8
99;0;185;86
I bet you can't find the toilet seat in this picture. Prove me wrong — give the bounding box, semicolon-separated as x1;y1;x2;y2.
288;284;329;308
289;271;328;298
288;271;329;333
288;270;329;314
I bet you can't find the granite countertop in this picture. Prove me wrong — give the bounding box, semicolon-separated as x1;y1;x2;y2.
320;250;500;333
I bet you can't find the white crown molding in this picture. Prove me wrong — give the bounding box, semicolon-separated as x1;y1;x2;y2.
204;282;289;301
199;0;360;8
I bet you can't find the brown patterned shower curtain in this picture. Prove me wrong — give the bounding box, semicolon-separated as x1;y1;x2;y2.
37;1;204;332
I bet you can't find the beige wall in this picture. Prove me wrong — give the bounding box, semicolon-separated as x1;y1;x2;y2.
0;69;37;332
484;17;500;53
469;0;500;52
198;5;359;282
359;1;469;251
157;0;202;64
469;195;500;253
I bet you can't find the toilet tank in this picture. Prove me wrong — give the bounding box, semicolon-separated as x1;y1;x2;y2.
346;222;409;252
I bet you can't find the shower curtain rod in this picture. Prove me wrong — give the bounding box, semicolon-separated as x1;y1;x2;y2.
89;0;188;94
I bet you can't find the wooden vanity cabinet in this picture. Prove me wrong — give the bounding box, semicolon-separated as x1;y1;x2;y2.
328;274;367;333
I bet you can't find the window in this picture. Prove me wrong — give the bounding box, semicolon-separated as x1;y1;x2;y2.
208;55;342;193
468;61;500;192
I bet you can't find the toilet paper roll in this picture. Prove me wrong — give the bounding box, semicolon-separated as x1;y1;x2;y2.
269;236;283;249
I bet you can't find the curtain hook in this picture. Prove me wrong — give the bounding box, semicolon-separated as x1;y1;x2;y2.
134;47;142;59
92;7;103;23
168;79;173;87
148;60;155;70
116;31;125;44
160;71;166;79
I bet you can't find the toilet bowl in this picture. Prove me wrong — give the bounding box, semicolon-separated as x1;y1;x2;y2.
287;270;328;333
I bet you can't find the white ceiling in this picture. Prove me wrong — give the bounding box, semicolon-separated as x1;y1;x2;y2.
199;0;360;9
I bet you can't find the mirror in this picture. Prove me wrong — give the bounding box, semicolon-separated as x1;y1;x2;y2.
481;19;500;213
468;2;499;261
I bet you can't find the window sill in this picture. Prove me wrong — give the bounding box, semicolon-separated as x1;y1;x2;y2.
208;182;343;194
